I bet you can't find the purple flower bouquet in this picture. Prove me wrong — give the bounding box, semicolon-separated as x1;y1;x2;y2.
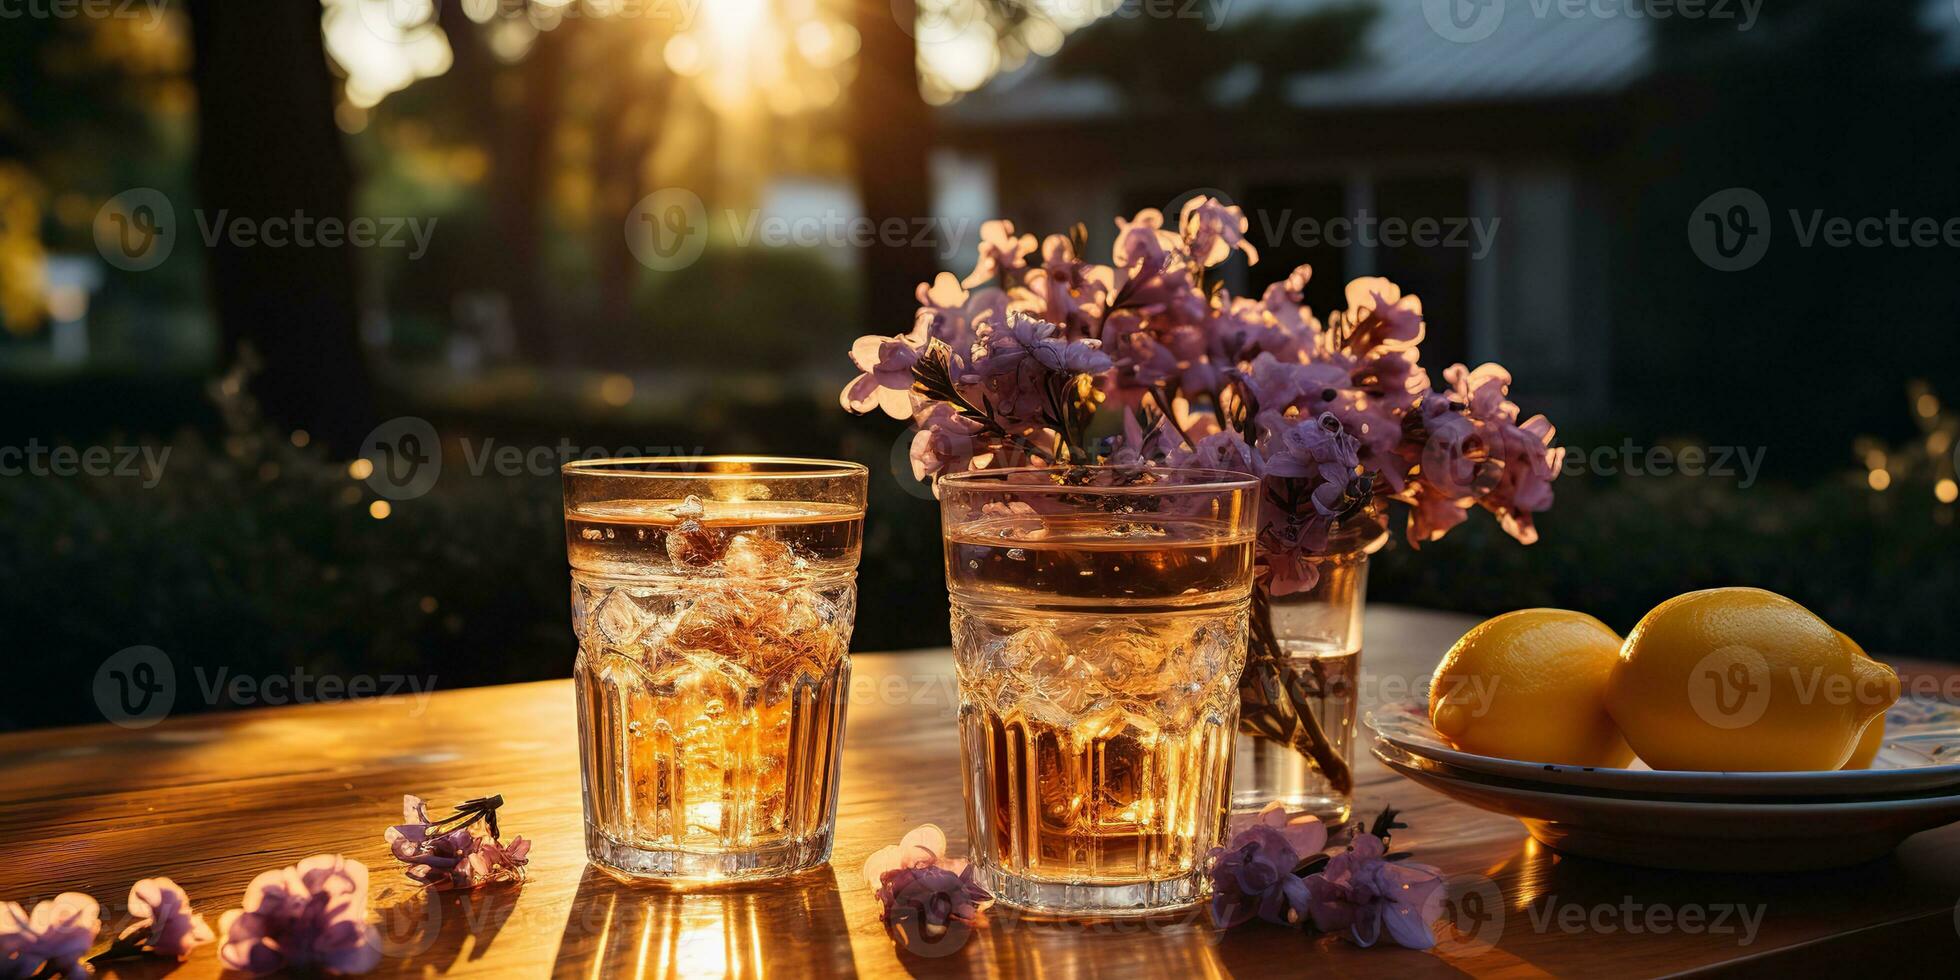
841;198;1562;789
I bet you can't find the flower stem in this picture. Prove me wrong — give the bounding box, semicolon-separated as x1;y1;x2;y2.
1150;385;1198;451
1236;587;1354;795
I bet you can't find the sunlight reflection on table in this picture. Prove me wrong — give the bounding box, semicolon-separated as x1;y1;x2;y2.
550;865;855;979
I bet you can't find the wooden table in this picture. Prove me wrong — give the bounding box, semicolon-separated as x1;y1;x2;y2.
5;605;1960;978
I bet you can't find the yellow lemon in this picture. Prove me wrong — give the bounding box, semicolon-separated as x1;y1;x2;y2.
1605;588;1899;771
1430;609;1635;767
1838;631;1886;770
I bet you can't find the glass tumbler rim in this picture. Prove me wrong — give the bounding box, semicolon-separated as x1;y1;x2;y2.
936;465;1259;495
561;455;868;481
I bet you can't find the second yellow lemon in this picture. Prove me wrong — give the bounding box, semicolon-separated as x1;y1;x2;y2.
1430;609;1635;768
1605;588;1898;771
1838;631;1886;770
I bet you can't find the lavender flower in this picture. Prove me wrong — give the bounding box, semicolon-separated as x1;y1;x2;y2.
1340;278;1426;353
841;200;1563;591
1206;804;1327;928
1164;429;1264;477
1180;196;1259;270
1401;363;1562;547
217;855;382;976
1016;234;1112;337
840;328;926;419
1030;332;1113;375
908;271;1008;352
385;795;530;890
1302;833;1445;950
862;825;993;953
121;877;213;961
0;892;99;979
968;311;1111;431
963;219;1036;288
1111;208;1206;323
909;402;993;482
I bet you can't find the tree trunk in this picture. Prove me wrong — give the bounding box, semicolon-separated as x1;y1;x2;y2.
589;28;667;337
850;0;938;335
185;0;372;454
508;17;571;364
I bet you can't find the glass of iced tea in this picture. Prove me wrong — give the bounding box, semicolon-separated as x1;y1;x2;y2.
938;466;1260;914
564;457;866;882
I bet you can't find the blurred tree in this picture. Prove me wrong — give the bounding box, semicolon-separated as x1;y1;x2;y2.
432;0;562;364
0;16;200;344
0;165;47;333
851;0;939;337
186;0;372;453
851;0;1075;334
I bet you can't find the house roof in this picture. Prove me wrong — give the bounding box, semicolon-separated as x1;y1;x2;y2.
946;0;1657;126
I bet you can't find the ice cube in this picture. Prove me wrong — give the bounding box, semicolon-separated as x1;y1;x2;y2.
998;625;1109;716
1084;624;1169;689
670;586;764;654
591;587;680;648
725;532;797;578
999;625;1071;673
665;517;729;567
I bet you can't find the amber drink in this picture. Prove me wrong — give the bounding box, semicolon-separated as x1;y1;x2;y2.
939;467;1259;913
565;457;866;881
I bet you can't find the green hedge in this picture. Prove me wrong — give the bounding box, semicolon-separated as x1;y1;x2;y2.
5;399;1953;731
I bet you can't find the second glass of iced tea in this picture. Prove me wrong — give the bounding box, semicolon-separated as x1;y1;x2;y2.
938;466;1259;914
565;457;866;882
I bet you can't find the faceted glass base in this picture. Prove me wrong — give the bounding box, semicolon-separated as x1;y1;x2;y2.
1232;789;1353;827
585;826;833;883
979;865;1206;916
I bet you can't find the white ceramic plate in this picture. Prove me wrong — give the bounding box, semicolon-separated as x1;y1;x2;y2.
1365;689;1960;799
1372;739;1960;871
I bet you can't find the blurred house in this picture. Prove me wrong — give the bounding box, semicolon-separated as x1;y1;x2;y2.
938;0;1657;423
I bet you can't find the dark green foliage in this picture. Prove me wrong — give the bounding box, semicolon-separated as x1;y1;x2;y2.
6;384;1954;732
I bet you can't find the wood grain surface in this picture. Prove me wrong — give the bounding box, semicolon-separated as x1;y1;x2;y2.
4;605;1959;978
